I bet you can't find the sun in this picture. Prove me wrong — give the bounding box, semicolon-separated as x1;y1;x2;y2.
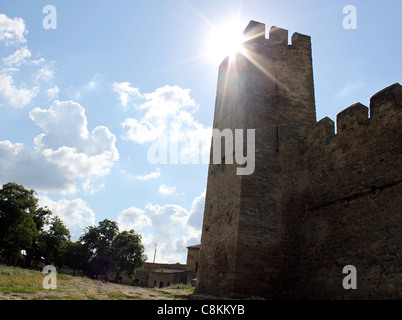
206;21;245;63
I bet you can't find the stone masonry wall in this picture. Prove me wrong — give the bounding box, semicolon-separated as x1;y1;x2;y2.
197;21;317;298
196;19;401;299
297;83;402;299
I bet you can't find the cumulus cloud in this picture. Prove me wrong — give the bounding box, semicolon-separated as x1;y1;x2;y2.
2;46;31;67
112;81;141;108
0;13;27;45
121;85;197;144
0;139;75;193
141;85;196;119
38;195;96;240
0;100;119;194
158;184;176;195
117;192;205;263
119;84;211;164
118;207;152;231
0;73;38;108
187;191;206;231
0;13;55;108
122;117;165;144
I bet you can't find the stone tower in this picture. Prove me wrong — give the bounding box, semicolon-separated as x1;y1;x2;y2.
196;20;402;299
196;20;317;298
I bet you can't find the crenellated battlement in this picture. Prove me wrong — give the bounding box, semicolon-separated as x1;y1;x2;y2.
370;82;402;118
308;83;401;147
337;102;368;133
268;26;288;45
308;117;335;146
242;20;312;49
302;82;402;216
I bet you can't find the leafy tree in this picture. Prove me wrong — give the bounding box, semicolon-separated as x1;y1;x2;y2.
79;219;146;281
111;229;146;281
38;216;71;269
0;182;147;280
64;241;91;276
24;206;52;265
0;183;44;258
80;219;119;277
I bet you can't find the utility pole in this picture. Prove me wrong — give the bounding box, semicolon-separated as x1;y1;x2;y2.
153;243;157;263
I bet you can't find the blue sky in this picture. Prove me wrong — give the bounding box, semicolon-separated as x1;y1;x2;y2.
0;0;400;263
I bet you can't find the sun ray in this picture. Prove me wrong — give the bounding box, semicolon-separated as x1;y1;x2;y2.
238;46;278;85
205;19;246;63
160;52;210;72
180;0;216;31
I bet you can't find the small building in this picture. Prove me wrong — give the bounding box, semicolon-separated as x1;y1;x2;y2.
148;269;188;288
186;244;200;284
132;244;201;288
133;262;187;287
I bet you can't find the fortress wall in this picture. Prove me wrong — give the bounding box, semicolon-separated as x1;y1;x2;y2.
298;83;402;298
197;19;401;299
298;184;402;299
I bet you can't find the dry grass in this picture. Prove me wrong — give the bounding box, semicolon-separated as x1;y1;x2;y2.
0;265;191;300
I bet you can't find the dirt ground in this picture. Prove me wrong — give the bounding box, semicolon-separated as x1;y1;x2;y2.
0;273;192;300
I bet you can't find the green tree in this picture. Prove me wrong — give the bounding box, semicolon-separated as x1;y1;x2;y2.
24;206;52;266
38;216;71;269
111;229;146;281
64;241;91;276
79;219;147;281
0;183;44;259
80;219;119;277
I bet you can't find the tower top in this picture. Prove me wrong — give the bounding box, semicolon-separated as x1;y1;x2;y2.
243;20;265;40
242;20;310;47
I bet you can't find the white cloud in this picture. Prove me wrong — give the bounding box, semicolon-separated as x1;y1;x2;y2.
0;100;119;194
158;184;176;195
45;86;60;100
0;13;27;45
30;100;119;184
0;139;76;193
30;100;90;149
112;81;141;108
124;168;161;181
117;207;152;231
33;64;54;82
2;46;31;67
81;179;105;195
0;73;38;108
141;85;196;118
117;192;205;263
0;13;54;109
120;84;211;163
187;191;206;231
38;195;96;240
122;117;165;144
